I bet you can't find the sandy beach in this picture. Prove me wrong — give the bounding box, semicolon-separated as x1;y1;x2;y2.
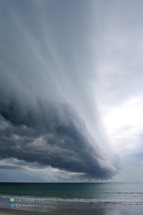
1;205;143;215
0;208;59;215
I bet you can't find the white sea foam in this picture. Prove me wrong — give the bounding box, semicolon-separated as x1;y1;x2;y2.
1;194;143;205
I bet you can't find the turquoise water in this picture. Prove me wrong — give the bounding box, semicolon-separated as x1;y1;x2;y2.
0;183;143;203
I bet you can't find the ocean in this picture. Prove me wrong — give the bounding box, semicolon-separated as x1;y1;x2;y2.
0;183;143;214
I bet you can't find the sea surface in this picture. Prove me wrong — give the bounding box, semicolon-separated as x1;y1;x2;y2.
0;183;143;214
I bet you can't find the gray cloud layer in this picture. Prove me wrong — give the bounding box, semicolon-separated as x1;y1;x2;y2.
0;0;119;180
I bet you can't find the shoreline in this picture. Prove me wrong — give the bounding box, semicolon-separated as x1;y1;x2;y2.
0;208;60;215
1;204;143;215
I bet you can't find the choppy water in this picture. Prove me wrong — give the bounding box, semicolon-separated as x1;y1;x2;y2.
0;183;143;213
1;183;143;202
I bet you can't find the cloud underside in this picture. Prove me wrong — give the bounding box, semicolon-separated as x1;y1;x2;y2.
0;0;119;181
0;99;118;179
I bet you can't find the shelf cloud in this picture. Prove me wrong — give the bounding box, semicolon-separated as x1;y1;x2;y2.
0;0;121;181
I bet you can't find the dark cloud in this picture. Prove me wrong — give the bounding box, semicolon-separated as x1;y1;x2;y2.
0;103;118;179
0;0;119;181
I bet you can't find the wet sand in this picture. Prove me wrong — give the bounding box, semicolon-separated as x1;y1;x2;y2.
1;204;143;215
0;208;58;215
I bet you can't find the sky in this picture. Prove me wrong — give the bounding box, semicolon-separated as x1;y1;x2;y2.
0;0;143;182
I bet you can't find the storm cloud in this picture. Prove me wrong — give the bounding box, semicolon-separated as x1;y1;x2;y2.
0;0;120;181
